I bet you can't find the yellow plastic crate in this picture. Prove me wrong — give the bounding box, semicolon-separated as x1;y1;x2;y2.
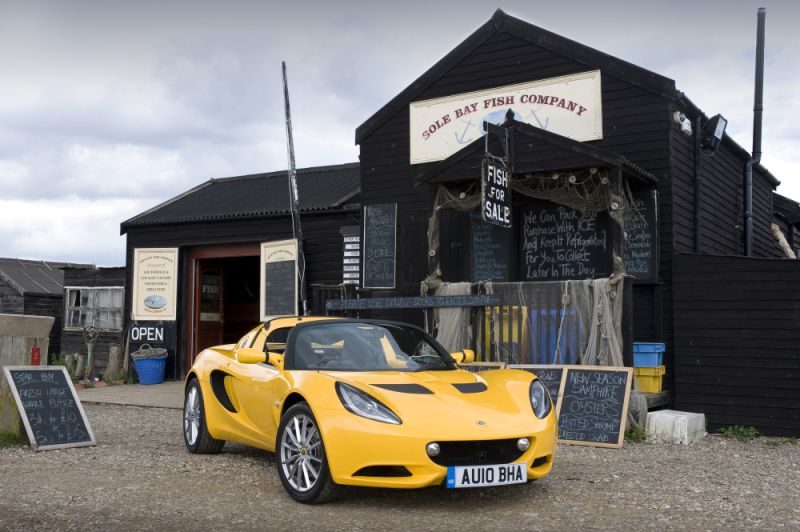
634;365;666;393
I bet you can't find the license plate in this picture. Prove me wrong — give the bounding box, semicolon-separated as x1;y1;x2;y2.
446;462;527;489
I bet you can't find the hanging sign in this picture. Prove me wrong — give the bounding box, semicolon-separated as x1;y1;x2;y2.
409;70;603;164
481;156;512;228
260;239;298;320
340;225;361;285
132;248;178;321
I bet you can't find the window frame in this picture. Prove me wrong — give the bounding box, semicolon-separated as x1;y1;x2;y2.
64;285;125;332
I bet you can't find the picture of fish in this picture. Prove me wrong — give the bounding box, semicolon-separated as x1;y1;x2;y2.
144;295;167;310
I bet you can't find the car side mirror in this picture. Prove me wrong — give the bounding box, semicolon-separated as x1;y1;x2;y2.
267;352;285;371
235;348;267;364
450;349;475;365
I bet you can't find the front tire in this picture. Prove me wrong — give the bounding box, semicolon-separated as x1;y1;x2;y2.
276;403;341;504
183;379;224;454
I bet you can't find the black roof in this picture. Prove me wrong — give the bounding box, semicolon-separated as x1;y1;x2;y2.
356;9;676;144
0;258;92;296
121;162;360;232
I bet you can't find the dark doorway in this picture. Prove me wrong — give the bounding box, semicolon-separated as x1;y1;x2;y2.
193;255;260;354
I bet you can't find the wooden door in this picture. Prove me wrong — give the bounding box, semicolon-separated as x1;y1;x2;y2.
196;261;224;351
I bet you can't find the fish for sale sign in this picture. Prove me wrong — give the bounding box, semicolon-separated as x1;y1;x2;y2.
481;156;512;228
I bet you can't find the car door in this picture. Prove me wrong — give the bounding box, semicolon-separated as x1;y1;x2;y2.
227;328;282;444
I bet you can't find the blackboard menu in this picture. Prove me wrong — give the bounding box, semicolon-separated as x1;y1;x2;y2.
264;260;297;317
471;212;511;282
508;365;566;410
623;189;658;281
520;202;611;281
363;203;397;289
556;367;632;448
3;366;95;451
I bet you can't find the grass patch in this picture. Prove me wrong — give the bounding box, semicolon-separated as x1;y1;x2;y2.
625;424;647;443
763;437;798;446
718;425;759;441
0;431;29;448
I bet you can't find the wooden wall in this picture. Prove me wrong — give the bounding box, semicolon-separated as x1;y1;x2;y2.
669;106;780;258
673;253;800;436
60;267;127;372
0;280;24;314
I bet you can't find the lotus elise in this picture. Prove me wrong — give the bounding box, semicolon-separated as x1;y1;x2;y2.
183;317;556;503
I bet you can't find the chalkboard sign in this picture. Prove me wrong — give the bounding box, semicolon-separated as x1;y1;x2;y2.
3;366;96;451
556;366;633;448
471;211;511;282
481;157;512;228
520;202;611;281
623;189;658;281
507;365;566;410
264;260;297;317
363;203;397;289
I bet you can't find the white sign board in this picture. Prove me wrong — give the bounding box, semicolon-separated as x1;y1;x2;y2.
260;239;299;321
409;70;603;164
132;248;178;321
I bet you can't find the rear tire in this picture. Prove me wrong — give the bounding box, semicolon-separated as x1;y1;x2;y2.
183;379;224;454
276;402;341;504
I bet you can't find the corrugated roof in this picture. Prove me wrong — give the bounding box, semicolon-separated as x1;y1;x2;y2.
121;162;360;231
0;258;92;296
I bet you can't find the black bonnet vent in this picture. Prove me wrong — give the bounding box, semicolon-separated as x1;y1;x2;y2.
371;383;434;394
452;382;487;394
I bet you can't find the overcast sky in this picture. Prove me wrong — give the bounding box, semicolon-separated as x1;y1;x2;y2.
0;0;797;266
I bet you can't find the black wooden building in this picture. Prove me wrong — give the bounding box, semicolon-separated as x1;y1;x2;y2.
120;163;360;379
350;10;798;434
0;258;91;358
123;10;799;435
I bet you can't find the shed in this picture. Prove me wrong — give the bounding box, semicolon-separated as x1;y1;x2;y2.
0;258;91;359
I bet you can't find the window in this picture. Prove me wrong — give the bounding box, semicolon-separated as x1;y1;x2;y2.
65;287;124;331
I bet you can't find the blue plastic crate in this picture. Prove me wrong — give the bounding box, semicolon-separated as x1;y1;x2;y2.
633;342;665;353
634;351;663;367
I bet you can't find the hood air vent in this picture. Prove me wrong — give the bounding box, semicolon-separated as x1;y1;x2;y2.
452;382;487;394
371;383;433;394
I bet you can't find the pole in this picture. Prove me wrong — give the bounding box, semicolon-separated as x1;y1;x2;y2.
282;61;308;315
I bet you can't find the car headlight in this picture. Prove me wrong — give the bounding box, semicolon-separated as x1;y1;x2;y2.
529;379;552;419
335;382;402;425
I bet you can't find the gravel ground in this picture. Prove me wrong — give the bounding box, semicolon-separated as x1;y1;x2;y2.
0;403;798;531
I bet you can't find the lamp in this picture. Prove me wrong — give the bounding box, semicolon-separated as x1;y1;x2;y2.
701;114;727;152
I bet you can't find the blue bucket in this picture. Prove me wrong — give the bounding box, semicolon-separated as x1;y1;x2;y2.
134;355;167;385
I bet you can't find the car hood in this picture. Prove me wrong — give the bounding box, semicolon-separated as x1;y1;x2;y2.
318;369;538;436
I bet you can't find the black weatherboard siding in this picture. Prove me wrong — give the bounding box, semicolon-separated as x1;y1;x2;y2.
673;254;800;437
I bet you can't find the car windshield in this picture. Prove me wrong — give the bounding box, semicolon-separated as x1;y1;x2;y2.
290;322;452;372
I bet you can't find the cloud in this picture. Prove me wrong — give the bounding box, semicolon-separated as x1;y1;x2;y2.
0;0;797;267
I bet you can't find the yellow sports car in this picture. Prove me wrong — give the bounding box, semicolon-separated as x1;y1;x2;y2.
183;317;556;503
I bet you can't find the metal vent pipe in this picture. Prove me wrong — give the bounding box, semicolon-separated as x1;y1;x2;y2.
744;7;766;256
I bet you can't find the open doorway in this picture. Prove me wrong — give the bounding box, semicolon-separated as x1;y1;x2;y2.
195;256;260;351
187;244;261;365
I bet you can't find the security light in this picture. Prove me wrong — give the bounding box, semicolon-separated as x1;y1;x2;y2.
701;114;727;152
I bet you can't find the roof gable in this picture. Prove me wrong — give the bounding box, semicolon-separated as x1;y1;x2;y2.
121;162;360;231
355;9;675;144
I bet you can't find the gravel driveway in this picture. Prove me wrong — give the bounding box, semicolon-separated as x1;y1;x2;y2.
0;403;798;531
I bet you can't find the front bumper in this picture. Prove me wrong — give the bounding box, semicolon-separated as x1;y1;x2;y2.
316;408;557;489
